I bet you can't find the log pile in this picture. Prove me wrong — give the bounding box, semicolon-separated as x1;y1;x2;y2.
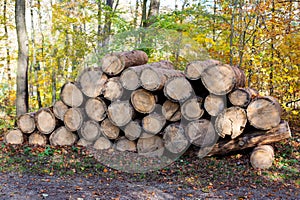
5;50;291;169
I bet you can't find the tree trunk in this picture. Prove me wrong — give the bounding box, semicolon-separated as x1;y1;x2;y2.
164;77;193;102
35;108;57;134
137;135;164;157
79;120;102;142
142;113;166;135
52;100;69;121
107;101;134;127
100;118;120;140
29;132;47;146
93;136;112;150
185;59;221;80
228;88;259;108
246;96;282;130
162;100;181;122
63;108;84;132
3;0;11;89
17;113;36;134
163;124;189;154
60;82;84;107
146;0;160;26
181;97;204;121
124;120;142;141
204;94;226;116
103;77;123;101
250;145;274;169
85;98;107;122
4;129;24;145
131;89;157;113
49;126;78;146
115;137;137;152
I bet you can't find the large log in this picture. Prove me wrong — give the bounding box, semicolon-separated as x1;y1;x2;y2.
120;61;174;90
28;132;47;146
163;124;189;154
162;100;181;122
228;88;258;108
77;67;108;98
17;113;36;134
185;59;221;80
100;118;120;140
4;129;24;145
80;120;102;142
181;97;204;121
49;126;78;146
103;77;123;101
142;113;166;135
246;96;281;130
137;135;164;157
60;82;84;107
93;137;112;150
85;98;107;122
201;64;245;95
164;77;194;102
35;108;56;134
63;108;84;132
131;89;157;114
52;100;69;121
204;94;226;116
124;120;142;141
107;101;134;127
199;121;291;157
115;137;137;152
250;145;274;169
101;50;148;76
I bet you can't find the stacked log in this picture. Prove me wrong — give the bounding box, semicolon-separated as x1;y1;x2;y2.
5;50;291;167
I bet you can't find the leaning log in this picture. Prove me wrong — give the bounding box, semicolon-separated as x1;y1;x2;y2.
17;113;36;134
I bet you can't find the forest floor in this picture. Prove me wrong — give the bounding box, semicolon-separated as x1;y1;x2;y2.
0;121;299;200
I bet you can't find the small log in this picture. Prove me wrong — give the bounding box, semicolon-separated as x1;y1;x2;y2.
164;77;194;102
93;137;112;150
215;107;247;139
77;138;93;147
137;135;164;157
185;119;217;147
35;108;56;134
161;100;181;122
103;77;124;101
101;50;148;76
107;100;134;127
80;120;102;142
63;108;84;132
181;97;204;121
163;124;189;154
85;98;107;122
115;137;137;152
204;94;226;116
142;113;166;135
131;89;156;114
124;120;142;141
201;64;245;95
60;82;84;107
250;145;275;169
185;59;221;80
17;113;36;134
246;96;282;130
228;88;259;108
200;121;291;157
77;67;108;98
120;61;174;90
52;100;69;121
28;132;47;146
4;129;24;145
100;118;120;140
49;126;78;146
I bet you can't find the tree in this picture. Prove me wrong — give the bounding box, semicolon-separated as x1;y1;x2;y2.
15;0;29;116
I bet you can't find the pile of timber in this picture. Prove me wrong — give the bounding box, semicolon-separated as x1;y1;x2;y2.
5;50;291;168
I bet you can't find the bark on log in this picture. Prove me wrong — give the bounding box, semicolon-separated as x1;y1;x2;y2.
107;101;134;127
100;118;120;140
60;82;84;107
28;132;47;146
200;121;290;157
164;77;194;102
35;108;56;134
17;113;36;134
204;94;226;116
115;137;137;152
101;50;148;76
162;100;181;122
250;145;274;169
185;59;221;80
228;88;258;108
163;124;189;154
124;120;142;141
85;97;107;122
201;64;245;95
103;77;124;101
181;97;204;121
93;136;112;150
80;120;102;142
142;113;166;135
137;135;164;157
63;108;84;132
52;100;69;121
246;96;282;130
4;129;24;145
49;126;78;146
120;61;174;90
215;107;247;139
131;89;156;114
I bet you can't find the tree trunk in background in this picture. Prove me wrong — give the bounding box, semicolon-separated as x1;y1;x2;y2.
146;0;160;26
103;0;113;45
4;0;11;89
97;0;102;51
141;0;148;27
15;0;29;116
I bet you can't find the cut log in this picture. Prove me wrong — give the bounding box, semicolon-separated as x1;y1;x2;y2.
93;136;112;150
204;94;226;116
101;50;148;76
215;107;247;139
250;145;275;169
164;77;194;102
85;98;107;122
80;120;102;142
131;89;156;114
140;132;155;139
63;108;84;132
17;113;36;134
52;100;69;121
60;82;84;107
163;124;189;154
124;120;142;141
137;135;164;157
120;61;174;90
185;59;221;80
35;108;56;134
77;67;108;98
28;132;47;146
100;118;120;140
246;96;282;130
140;68;184;91
4;129;24;145
115;137;137;152
103;77;124;101
162;100;181;122
142;113;166;135
181;97;204;121
185;119;217;147
228;88;259;108
107;101;134;127
49;126;78;146
200;121;291;157
201;64;245;95
77;138;93;147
